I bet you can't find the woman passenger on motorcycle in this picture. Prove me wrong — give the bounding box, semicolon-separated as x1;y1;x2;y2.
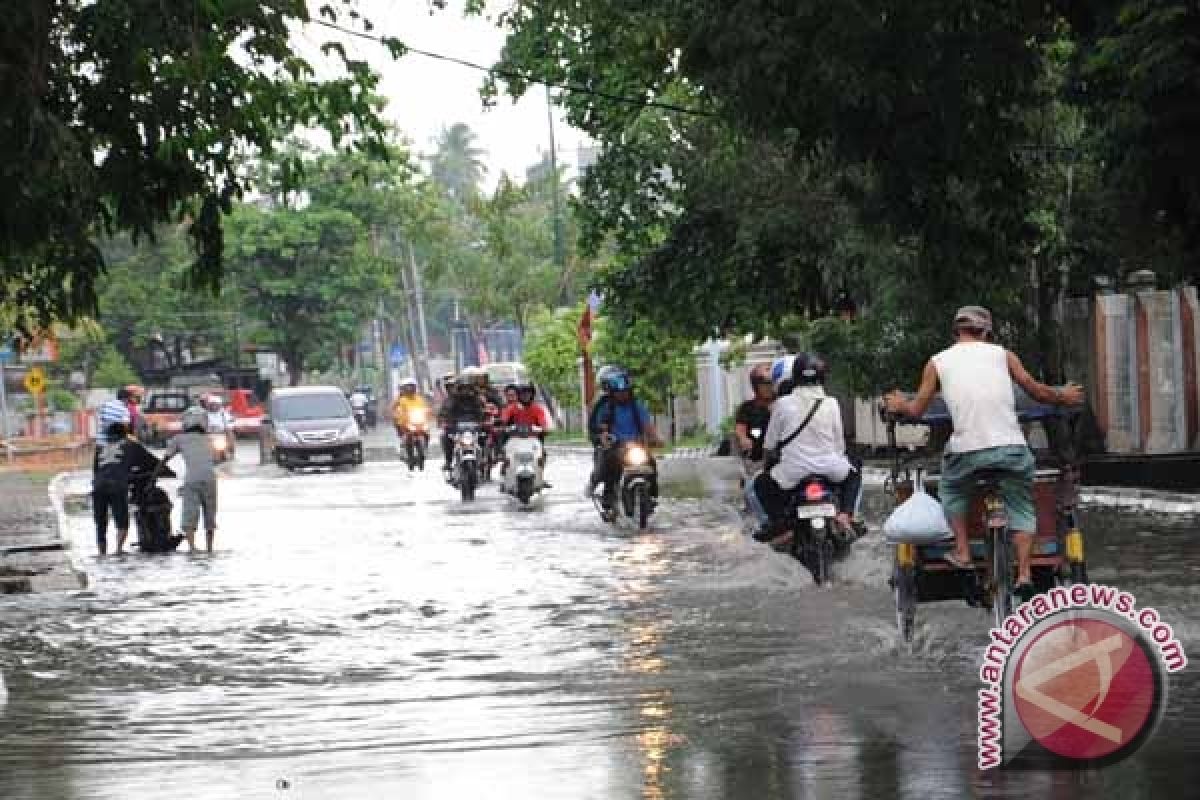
748;353;861;548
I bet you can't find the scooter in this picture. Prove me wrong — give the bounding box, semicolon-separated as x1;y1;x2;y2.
400;408;430;471
448;422;482;502
500;425;546;506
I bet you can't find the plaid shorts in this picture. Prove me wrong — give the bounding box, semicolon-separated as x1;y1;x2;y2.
180;480;218;533
939;445;1036;534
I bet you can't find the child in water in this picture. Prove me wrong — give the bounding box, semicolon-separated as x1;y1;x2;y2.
157;407;219;552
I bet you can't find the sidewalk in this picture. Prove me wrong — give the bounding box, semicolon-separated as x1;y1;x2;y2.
0;471;88;594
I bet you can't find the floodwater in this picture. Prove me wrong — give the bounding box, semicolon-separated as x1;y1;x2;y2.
1;449;1197;799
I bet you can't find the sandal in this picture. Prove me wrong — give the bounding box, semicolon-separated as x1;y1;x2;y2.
944;552;972;570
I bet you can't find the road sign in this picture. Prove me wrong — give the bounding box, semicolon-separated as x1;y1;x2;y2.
389;343;407;367
24;366;46;395
0;345;12;365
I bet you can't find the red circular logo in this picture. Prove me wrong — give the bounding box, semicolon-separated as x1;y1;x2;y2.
1013;618;1158;761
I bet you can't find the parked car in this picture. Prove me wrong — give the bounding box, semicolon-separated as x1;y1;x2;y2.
226;388;266;438
259;386;363;470
142;390;192;446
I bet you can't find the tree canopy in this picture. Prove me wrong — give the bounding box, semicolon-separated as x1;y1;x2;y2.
1;0;389;330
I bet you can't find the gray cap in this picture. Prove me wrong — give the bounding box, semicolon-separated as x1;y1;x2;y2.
953;305;993;334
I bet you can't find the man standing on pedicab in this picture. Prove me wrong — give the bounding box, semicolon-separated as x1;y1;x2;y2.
883;306;1084;600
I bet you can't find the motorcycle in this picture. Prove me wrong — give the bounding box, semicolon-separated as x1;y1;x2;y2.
500;425;545;506
353;407;368;432
593;435;657;529
781;477;853;586
449;422;482;502
400;408;430;471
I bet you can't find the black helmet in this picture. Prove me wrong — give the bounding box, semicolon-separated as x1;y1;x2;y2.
792;352;827;385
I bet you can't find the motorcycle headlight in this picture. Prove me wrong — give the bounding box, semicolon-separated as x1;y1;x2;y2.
625;446;648;466
460;431;476;446
211;437;227;452
411;408;428;424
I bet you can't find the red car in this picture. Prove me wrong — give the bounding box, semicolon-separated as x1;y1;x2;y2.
226;388;266;438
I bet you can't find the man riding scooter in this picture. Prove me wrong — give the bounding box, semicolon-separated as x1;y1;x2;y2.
747;353;862;549
586;367;662;513
498;383;551;472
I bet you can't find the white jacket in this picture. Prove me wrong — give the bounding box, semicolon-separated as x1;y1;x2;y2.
764;385;851;490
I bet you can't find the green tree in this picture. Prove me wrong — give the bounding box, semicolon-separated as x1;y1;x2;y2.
523;306;584;410
91;346;139;388
224;203;387;384
1;0;390;328
593;317;694;415
427;123;488;202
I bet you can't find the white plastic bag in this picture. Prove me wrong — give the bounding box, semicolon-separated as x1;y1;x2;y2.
883;483;952;544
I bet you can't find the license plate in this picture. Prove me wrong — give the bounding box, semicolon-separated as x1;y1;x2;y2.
309;454;333;463
797;504;837;519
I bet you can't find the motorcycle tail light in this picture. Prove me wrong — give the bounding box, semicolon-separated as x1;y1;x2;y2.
804;482;826;501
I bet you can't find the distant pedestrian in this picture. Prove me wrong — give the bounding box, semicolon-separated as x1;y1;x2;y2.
92;421;157;555
157;407;219;553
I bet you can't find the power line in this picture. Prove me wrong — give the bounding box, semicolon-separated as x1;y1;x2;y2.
310;18;716;119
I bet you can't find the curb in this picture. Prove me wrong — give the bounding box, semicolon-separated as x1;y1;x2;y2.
0;474;88;594
45;472;89;591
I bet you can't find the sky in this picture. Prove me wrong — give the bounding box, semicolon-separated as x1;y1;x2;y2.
293;0;594;190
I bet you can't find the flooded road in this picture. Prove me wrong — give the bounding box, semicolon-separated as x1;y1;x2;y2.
1;449;1197;799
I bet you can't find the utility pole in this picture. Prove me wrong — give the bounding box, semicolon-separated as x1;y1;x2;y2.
546;86;566;268
407;240;432;392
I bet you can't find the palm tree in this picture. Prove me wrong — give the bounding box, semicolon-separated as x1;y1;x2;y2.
427;123;488;201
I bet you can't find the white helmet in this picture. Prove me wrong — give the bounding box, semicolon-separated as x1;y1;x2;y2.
181;406;208;432
770;355;797;391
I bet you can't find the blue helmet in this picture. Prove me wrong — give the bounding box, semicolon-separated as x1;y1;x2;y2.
770;355;796;390
600;366;632;393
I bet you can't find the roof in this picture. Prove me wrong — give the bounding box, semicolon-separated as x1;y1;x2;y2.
269;385;344;397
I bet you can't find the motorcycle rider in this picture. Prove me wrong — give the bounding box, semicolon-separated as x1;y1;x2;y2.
498;383;552;476
884;305;1084;598
439;373;487;477
586;367;662;512
748;353;861;548
501;384;519;415
734;364;776;486
392;380;431;471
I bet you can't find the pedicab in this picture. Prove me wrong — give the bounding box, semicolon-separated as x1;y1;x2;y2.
882;392;1089;641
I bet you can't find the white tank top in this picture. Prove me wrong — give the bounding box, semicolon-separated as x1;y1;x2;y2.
931;342;1025;453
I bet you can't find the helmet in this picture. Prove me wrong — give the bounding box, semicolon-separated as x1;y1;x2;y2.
749;364;772;388
770;355;796;390
460;366;486;387
202;393;221;410
605;368;632;393
596;365;620;393
516;383;537;404
181;406;208;432
792;352;827;385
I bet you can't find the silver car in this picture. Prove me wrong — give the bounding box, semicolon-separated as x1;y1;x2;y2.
259;386;363;469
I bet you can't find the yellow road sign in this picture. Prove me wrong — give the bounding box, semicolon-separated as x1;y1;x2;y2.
24;366;46;395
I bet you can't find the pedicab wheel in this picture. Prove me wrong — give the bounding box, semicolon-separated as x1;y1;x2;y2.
990;532;1013;630
892;565;918;642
